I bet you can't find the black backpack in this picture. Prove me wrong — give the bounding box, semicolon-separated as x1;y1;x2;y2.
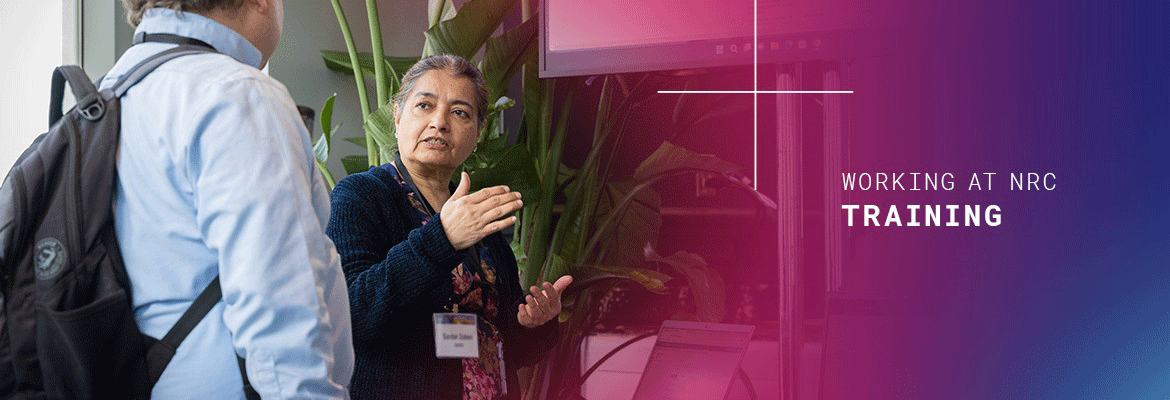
0;38;257;399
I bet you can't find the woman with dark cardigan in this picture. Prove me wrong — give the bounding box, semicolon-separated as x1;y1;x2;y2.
326;54;572;400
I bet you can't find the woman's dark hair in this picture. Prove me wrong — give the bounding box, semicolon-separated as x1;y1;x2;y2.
121;0;246;27
393;54;489;127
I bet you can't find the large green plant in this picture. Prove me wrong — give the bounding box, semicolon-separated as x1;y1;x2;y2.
319;0;539;197
515;73;776;399
320;1;774;398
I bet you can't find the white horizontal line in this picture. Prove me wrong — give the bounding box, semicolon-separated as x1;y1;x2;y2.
658;90;854;94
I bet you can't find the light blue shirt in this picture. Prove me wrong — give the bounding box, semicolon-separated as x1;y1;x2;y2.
99;9;353;399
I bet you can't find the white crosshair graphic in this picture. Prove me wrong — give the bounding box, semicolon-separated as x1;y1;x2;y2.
656;0;855;190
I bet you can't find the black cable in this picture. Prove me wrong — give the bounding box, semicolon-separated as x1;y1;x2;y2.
569;331;761;400
737;367;759;400
569;331;656;396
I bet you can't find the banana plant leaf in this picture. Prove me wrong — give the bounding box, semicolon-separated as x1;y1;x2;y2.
321;50;419;85
545;77;614;281
634;141;743;182
313;94;340;188
644;245;725;323
320;94;338;143
579;141;752;266
344;136;368;149
427;0;457;28
553;252;673;313
556;164;577;192
363;103;398;159
520;80;568;289
519;46;543;167
341;155;371;175
480;18;537;104
563;262;672;298
555;168;598;268
669;79;754;137
422;0;518;59
587;180;663;269
464;143;540;201
313;95;339;165
479;96;516;146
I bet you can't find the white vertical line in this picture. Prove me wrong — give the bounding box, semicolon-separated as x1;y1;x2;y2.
753;0;759;191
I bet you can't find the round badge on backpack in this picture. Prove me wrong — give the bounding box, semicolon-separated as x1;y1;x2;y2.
34;237;66;280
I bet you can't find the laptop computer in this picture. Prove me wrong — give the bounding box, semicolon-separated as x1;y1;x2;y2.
630;320;755;400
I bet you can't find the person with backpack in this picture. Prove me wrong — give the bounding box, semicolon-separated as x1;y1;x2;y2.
100;1;353;398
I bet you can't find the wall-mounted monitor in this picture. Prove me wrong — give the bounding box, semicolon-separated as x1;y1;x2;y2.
540;0;910;78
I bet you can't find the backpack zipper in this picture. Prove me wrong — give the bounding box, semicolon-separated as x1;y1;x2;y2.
64;120;83;257
3;169;28;296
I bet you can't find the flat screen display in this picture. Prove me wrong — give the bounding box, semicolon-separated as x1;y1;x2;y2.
630;320;755;400
541;0;908;77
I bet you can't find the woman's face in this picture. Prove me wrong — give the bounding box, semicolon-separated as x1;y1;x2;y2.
395;69;479;177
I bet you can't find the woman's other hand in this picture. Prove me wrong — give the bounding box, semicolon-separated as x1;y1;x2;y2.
518;275;573;328
440;172;523;250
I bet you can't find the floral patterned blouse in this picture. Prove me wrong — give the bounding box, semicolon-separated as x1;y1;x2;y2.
387;164;506;400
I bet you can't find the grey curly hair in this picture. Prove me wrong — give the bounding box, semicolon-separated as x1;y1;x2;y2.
121;0;246;27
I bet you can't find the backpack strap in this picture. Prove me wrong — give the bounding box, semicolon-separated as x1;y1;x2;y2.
145;277;258;400
111;45;213;98
238;354;262;400
146;277;222;383
146;276;264;399
48;66;102;126
48;44;213;127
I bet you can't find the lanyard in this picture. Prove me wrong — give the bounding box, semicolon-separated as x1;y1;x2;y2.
393;153;440;215
392;154;486;283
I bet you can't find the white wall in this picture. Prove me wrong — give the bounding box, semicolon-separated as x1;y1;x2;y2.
1;1;65;173
1;0;436;178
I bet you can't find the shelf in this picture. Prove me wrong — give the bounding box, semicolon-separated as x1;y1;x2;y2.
660;207;760;217
550;205;762;218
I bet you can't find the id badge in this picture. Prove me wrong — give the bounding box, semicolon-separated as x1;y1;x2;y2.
433;313;479;358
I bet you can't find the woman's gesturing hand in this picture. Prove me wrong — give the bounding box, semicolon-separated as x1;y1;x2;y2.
518;275;573;328
440;172;523;250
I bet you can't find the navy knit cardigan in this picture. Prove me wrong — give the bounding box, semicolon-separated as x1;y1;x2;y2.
326;166;558;400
